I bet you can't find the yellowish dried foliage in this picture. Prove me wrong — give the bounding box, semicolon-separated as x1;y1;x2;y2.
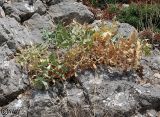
16;21;143;89
63;22;142;75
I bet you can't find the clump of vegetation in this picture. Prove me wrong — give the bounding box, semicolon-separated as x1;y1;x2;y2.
139;28;160;50
83;1;160;34
16;44;48;72
117;3;160;31
107;0;129;4
82;0;107;8
16;21;147;89
82;0;160;6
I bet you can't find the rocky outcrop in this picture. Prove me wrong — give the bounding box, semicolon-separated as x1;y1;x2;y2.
0;0;95;43
23;13;56;41
1;48;160;116
1;62;160;117
0;0;4;7
0;0;96;112
43;0;77;6
0;6;5;17
34;0;47;15
139;48;160;85
45;0;63;5
92;20;137;39
0;17;41;50
0;44;29;107
117;23;137;38
2;0;94;24
3;0;47;22
0;59;29;106
48;2;95;24
0;0;160;117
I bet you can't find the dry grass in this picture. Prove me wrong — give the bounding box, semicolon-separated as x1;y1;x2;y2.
16;21;144;89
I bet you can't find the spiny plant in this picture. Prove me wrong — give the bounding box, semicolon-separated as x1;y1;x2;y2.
16;21;148;89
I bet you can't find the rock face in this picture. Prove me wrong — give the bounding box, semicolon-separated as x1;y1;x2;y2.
139;49;160;85
0;0;4;7
3;0;46;22
46;0;63;5
3;1;94;24
0;6;5;17
2;63;160;117
117;23;137;38
23;13;56;41
34;0;47;15
92;20;137;39
0;59;28;106
43;0;77;6
0;17;41;50
0;43;29;106
48;2;95;24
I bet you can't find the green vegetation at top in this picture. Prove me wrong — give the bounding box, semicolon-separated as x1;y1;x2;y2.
82;0;160;33
117;3;160;32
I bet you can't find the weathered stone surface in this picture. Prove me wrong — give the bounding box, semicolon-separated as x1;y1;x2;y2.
0;0;4;6
139;49;160;85
117;23;137;37
34;0;46;15
23;13;55;31
48;2;95;24
0;17;42;50
2;65;160;117
47;0;62;5
3;3;22;22
92;20;137;39
76;69;139;116
0;93;29;117
0;6;5;17
42;0;77;5
3;1;46;22
0;59;29;106
11;1;36;21
0;44;13;62
2;82;90;117
23;13;56;41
